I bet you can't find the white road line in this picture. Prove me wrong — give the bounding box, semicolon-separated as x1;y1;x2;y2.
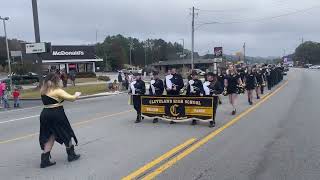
0;115;39;124
0;106;42;114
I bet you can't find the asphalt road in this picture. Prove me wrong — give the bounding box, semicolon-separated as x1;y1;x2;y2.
0;68;318;180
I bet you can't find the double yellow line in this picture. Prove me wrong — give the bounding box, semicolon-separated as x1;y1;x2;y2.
123;81;288;180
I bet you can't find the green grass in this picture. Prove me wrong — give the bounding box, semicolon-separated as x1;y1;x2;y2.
21;84;107;99
74;78;99;83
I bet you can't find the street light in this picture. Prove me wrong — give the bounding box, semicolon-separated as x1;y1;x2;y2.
0;16;12;91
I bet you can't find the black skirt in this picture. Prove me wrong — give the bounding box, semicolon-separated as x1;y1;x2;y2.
39;106;78;150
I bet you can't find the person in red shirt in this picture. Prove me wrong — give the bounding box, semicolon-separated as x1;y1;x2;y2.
12;88;20;108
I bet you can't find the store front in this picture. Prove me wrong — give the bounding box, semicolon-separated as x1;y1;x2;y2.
23;45;103;73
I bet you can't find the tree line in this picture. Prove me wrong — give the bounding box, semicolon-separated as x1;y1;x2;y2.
95;34;197;70
294;41;320;65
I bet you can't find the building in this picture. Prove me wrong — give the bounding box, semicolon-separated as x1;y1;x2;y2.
151;59;226;73
23;45;103;73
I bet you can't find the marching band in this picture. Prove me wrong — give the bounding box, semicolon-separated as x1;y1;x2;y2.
129;63;285;127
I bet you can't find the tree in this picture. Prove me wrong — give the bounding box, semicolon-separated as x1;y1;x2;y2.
294;41;320;65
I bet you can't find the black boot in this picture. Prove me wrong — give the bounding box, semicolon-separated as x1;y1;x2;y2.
153;118;158;123
135;114;141;123
66;145;80;162
232;109;236;115
40;151;56;168
191;120;197;125
209;121;215;128
170;121;176;124
218;99;222;105
257;96;260;99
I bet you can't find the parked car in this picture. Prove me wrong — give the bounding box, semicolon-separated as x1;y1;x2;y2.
309;65;320;69
8;72;44;85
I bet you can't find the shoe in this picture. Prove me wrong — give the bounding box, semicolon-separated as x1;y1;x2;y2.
66;145;80;162
135;114;141;123
218;100;222;105
209;121;215;128
40;152;56;168
170;121;176;124
249;101;253;105
257;96;260;99
191;120;197;125
231;109;236;115
153;118;158;123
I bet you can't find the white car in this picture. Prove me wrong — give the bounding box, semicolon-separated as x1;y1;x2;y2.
309;65;320;69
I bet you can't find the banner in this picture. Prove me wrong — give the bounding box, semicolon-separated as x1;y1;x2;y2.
140;96;218;122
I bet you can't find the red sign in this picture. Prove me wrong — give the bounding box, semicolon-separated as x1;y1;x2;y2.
69;64;76;68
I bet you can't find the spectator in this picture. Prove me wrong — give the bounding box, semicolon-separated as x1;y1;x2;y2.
60;70;68;87
69;70;76;86
112;80;119;92
118;72;123;91
123;73;129;90
2;89;10;109
0;81;5;105
12;87;20;108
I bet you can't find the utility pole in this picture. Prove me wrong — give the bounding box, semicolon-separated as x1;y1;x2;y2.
191;6;195;70
243;42;246;64
31;0;43;84
129;40;133;67
0;16;12;90
179;38;185;60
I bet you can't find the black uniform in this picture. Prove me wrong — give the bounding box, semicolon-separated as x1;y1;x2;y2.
245;73;256;90
186;79;204;96
129;79;146;122
203;80;223;127
149;78;164;95
165;73;184;96
225;74;240;95
218;74;225;89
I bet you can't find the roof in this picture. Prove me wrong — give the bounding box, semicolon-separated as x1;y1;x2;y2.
151;59;215;66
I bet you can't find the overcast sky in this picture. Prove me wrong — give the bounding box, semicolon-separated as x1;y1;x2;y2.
1;0;320;57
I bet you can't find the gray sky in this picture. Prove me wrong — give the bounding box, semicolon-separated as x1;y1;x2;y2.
1;0;320;57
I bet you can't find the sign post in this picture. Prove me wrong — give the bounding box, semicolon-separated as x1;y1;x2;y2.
213;47;223;74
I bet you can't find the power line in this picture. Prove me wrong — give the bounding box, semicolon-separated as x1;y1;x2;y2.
198;5;320;26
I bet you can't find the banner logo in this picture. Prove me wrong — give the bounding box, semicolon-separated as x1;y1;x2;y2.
170;104;180;116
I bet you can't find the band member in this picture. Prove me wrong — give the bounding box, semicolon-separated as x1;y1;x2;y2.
187;70;205;126
39;73;81;168
224;67;242;115
217;69;227;105
165;68;184;96
254;68;265;99
186;70;204;96
129;73;146;123
266;65;273;90
244;67;257;105
149;71;164;123
203;72;223;127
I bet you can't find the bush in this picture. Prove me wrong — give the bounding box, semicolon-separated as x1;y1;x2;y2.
98;76;110;81
76;72;96;78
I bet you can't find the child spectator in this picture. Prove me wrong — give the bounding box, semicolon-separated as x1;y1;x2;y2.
3;89;10;109
12;88;20;108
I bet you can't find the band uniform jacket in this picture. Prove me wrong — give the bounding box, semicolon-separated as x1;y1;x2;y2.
149;79;164;95
187;79;205;96
203;80;223;96
129;79;146;95
165;73;184;95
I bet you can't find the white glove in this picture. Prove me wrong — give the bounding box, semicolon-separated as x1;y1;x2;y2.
75;92;81;98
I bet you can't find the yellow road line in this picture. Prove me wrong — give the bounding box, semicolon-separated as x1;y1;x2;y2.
0;110;133;145
142;81;288;180
122;138;197;180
